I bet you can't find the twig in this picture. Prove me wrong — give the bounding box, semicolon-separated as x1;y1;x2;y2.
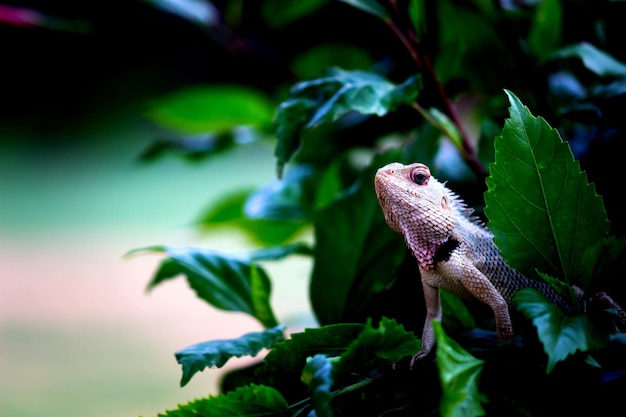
383;1;487;178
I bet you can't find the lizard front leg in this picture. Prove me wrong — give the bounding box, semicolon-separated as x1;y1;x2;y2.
409;272;442;367
438;251;513;342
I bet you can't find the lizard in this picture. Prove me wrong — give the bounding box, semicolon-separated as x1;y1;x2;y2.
374;162;625;365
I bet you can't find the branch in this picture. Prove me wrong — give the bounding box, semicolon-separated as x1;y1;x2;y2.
384;1;487;178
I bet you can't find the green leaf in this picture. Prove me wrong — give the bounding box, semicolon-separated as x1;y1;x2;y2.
147;85;275;133
334;317;420;375
310;164;407;325
408;0;427;37
274;70;421;175
244;164;317;221
262;0;330;29
514;288;610;373
247;242;313;262
468;0;496;16
198;188;255;223
313;159;345;210
484;90;609;283
440;290;476;333
435;0;508;87
552;42;626;77
291;43;375;79
260;324;364;375
579;236;626;294
138;133;232;162
536;271;578;309
157;384;288;417
196;189;306;246
202;163;321;244
175;325;286;387
337;0;390;20
128;246;278;328
301;354;334;417
528;0;562;61
427;107;462;150
433;322;486;417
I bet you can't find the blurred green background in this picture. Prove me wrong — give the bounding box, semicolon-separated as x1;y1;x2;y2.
0;124;293;417
1;120;319;417
0;2;328;416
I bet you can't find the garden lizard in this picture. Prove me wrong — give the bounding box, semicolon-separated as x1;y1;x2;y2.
374;162;578;364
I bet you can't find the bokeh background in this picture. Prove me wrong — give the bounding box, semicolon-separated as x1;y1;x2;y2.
5;1;626;416
0;2;338;416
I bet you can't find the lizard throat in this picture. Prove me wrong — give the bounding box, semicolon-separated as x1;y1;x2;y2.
408;237;459;272
434;238;459;264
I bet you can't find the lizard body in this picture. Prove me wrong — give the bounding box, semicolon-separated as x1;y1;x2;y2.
374;162;573;361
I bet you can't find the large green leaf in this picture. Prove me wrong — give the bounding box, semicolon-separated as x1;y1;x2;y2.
514;288;610;373
147;85;275;133
175;325;286;387
274;69;421;175
310;165;407;324
157;384;288;417
552;42;626;77
433;322;486;417
128;246;279;328
333;317;420;376
484;90;609;282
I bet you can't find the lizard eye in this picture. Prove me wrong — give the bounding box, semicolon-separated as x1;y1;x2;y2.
441;196;449;209
410;167;430;185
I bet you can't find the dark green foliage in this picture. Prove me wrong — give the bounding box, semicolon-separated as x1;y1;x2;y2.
310;155;407;325
333;317;421;375
122;1;626;415
156;384;288;417
274;70;421;176
433;322;486;417
514;288;609;374
260;324;364;377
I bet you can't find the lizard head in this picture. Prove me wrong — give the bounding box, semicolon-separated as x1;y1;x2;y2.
374;162;455;245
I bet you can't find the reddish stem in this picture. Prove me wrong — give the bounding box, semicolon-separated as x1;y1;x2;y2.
384;1;486;178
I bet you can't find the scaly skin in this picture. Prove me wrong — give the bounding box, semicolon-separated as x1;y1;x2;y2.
374;162;572;363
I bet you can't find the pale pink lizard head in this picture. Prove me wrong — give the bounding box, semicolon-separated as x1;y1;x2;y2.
374;162;455;249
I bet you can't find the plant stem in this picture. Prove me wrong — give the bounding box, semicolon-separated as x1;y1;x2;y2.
287;371;386;413
384;1;487;178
